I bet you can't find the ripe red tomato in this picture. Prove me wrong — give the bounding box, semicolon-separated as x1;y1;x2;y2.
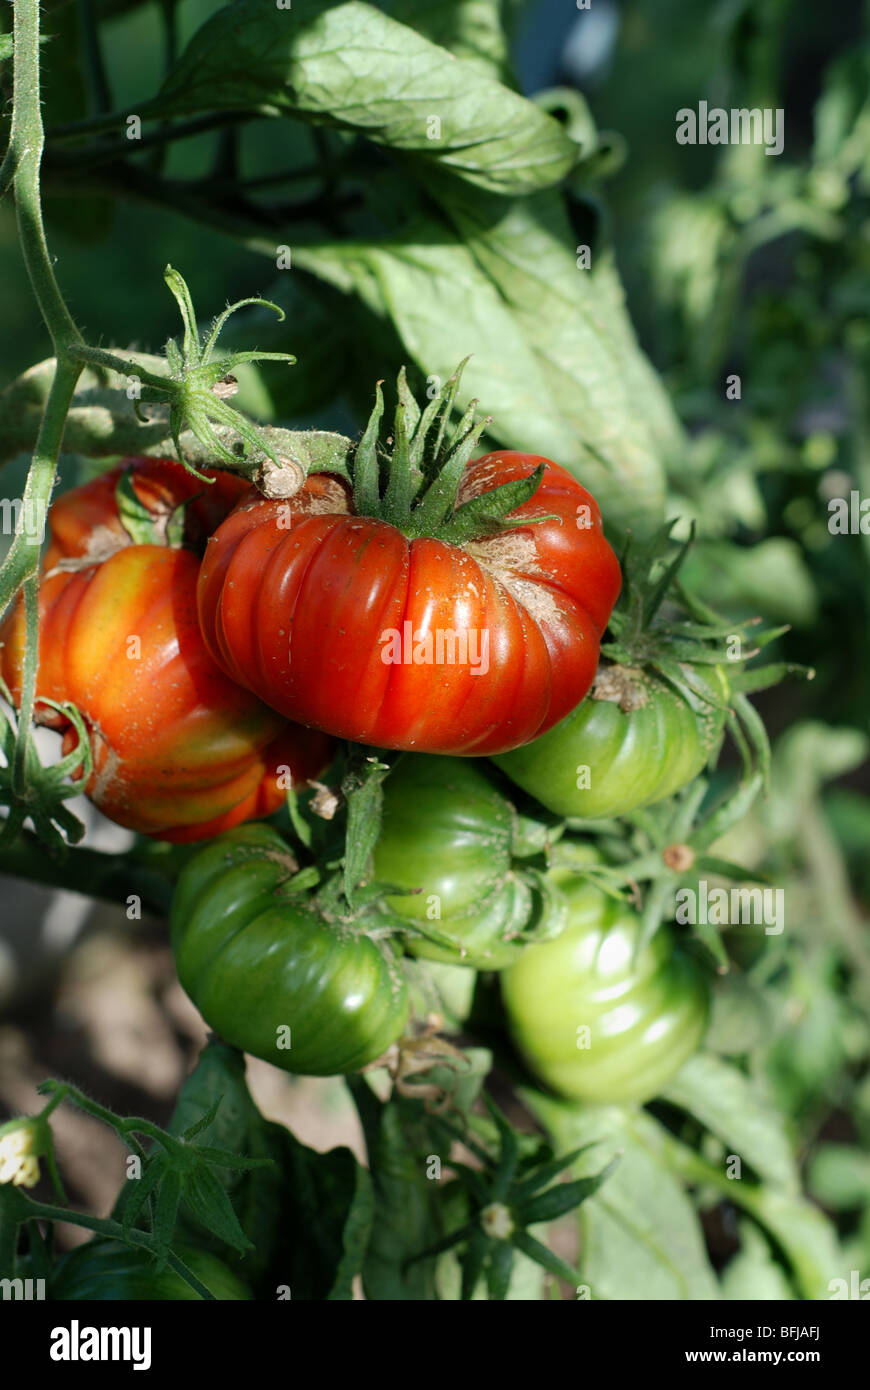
0;461;332;842
197;453;621;754
43;457;250;567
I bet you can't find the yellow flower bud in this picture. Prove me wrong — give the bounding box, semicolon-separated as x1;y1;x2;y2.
0;1121;41;1188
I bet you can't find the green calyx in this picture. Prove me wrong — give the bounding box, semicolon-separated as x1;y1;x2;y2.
350;361;548;544
405;1095;618;1298
603;521;813;790
0;674;93;852
69;266;296;483
115;470;188;549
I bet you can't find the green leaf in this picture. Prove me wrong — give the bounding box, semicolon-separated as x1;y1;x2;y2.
511;1228;581;1286
152;1169;182;1269
434;186;681;520
720;1221;795;1301
182;1164;253;1255
812;50;870;167
661;1054;799;1193
528;1096;719;1300
115;470;168;546
356;1089;444;1300
682;538;820;628
157;0;575;195
808;1145;870;1210
704;974;774;1056
168;1040;372;1299
295;191;678;530
739;1187;843;1301
375;0;512;81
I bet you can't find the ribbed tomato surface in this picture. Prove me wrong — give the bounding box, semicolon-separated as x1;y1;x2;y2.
197;453;621;754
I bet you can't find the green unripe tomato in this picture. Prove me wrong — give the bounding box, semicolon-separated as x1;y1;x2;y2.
492;662;728;819
373;755;546;969
49;1239;250;1300
171;824;410;1075
502;849;710;1104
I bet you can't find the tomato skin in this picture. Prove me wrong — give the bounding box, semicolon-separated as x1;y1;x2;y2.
502;850;710;1104
171;823;410;1075
196;453;621;755
49;1239;250;1300
493;663;728;819
372;754;542;969
0;465;332;841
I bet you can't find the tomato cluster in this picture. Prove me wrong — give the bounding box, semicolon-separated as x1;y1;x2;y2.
1;430;723;1102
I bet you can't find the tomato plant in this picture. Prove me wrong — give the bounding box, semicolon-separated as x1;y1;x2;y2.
501;846;711;1104
170;823;411;1074
0;0;866;1323
197;431;621;755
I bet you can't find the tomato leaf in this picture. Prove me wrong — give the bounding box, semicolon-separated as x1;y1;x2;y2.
294;190;676;531
374;0;512;82
720;1220;796;1301
660;1053;800;1193
168;1040;373;1299
528;1095;720;1300
156;0;576;196
152;1168;182;1271
182;1165;253;1256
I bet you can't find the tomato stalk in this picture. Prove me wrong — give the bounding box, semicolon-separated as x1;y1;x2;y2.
0;356;355;484
0;2;84;622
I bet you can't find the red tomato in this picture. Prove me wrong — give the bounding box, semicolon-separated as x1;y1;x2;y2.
43;457;250;567
197;453;621;754
0;462;332;841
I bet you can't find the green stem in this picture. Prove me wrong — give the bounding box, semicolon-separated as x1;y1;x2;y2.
0;355;356;478
77;0;113;115
46;101;264;143
0;358;82;617
0;2;84;623
9;3;81;352
11;577;39;795
39;1084;70;1121
0;1206;18;1277
46;111;263;169
0;828;175;915
67;343;171;390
